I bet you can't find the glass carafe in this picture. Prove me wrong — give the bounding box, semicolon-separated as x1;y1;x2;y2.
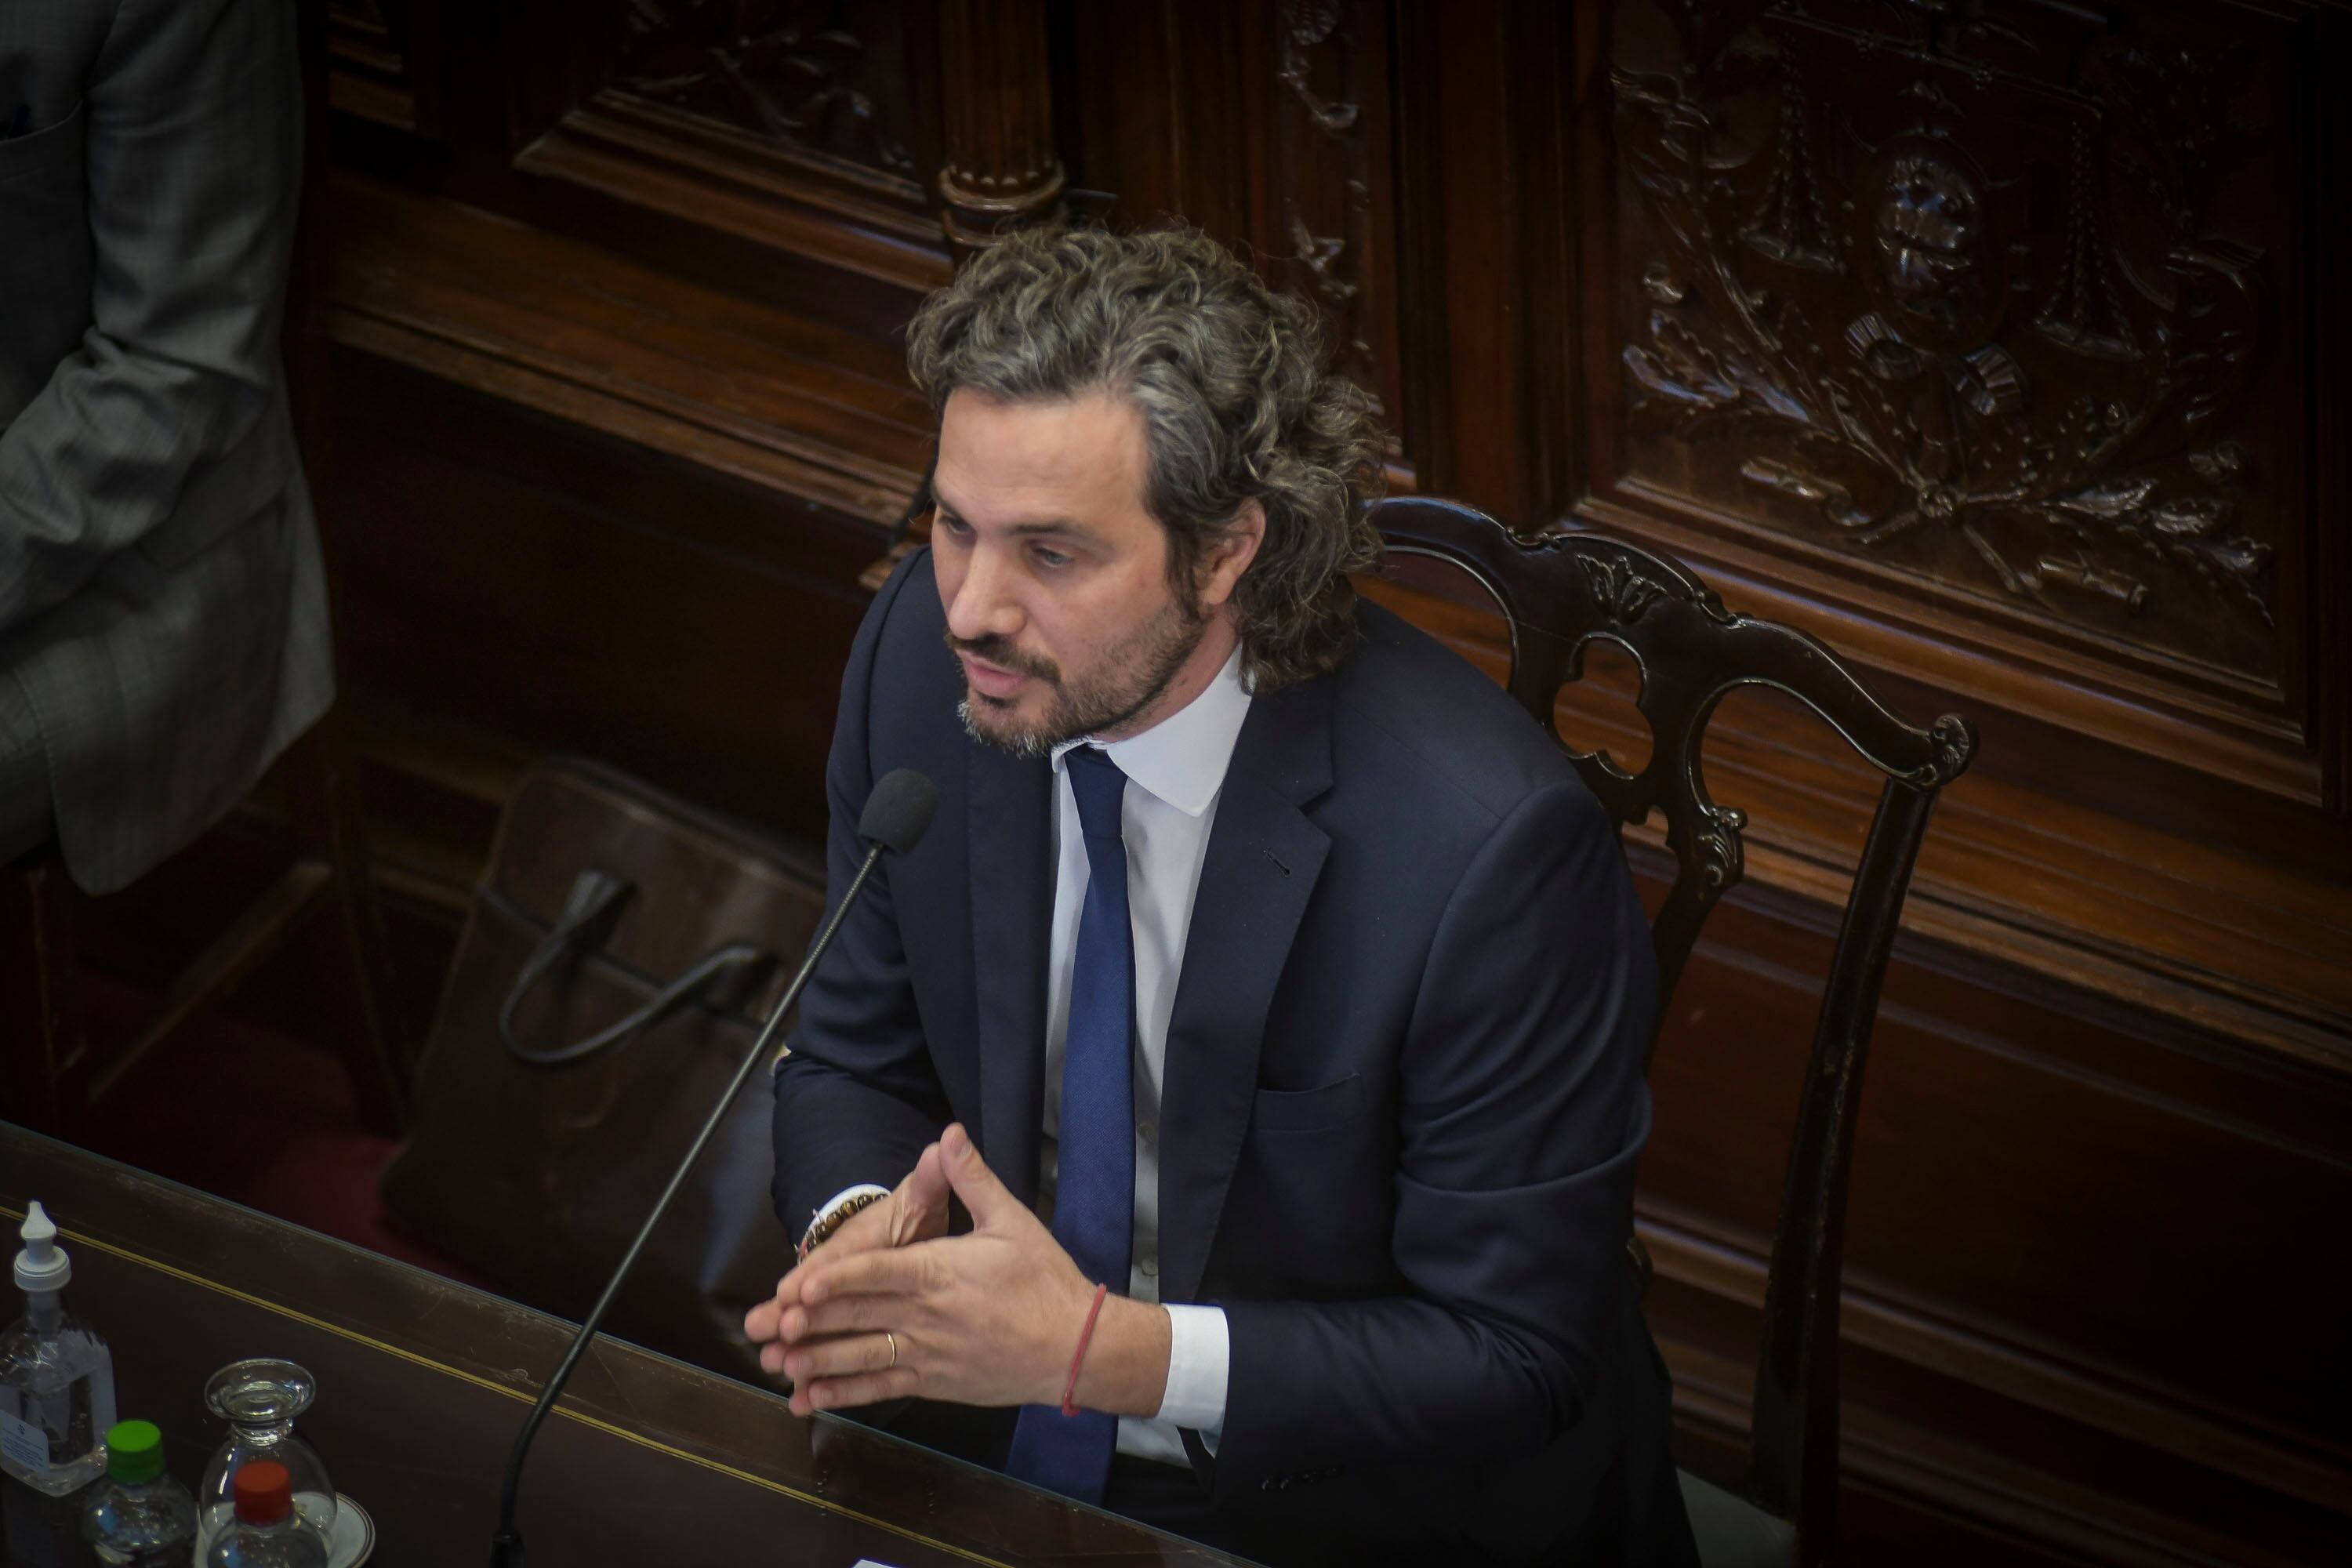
197;1360;338;1550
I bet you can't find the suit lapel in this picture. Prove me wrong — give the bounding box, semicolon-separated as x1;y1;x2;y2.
967;736;1054;1210
1158;676;1334;1308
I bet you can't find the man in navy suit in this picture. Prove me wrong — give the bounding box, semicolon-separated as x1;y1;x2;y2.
746;227;1696;1566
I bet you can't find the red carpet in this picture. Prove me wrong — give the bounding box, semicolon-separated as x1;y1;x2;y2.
71;974;485;1288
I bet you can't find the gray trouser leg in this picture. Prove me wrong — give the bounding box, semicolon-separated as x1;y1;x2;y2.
0;669;55;866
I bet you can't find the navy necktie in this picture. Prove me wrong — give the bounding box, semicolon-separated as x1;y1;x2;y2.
1004;746;1135;1503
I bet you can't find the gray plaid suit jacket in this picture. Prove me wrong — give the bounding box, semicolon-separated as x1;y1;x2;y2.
0;0;332;893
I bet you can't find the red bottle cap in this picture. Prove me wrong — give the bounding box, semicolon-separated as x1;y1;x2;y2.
232;1459;294;1526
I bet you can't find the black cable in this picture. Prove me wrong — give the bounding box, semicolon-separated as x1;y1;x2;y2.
488;844;886;1566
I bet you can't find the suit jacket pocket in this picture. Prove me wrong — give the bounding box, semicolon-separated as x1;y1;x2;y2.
0;101;85;184
1250;1073;1363;1134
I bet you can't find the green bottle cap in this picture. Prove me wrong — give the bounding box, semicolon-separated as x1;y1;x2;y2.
105;1420;165;1485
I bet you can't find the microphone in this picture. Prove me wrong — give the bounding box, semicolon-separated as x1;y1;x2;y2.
856;766;940;858
491;768;938;1566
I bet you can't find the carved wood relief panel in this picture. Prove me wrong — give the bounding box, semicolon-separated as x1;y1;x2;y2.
607;0;926;189
1062;1;1408;460
506;1;953;303
1598;0;2311;748
1272;0;1404;432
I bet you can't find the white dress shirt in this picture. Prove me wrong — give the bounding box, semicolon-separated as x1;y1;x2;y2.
1040;644;1250;1465
813;646;1251;1466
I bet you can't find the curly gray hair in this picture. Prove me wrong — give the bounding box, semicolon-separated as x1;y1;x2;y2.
905;226;1386;691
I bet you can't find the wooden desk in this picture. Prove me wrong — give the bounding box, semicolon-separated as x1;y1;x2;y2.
0;1126;1250;1566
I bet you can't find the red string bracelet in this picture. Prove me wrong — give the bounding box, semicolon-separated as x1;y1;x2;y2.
1059;1282;1112;1417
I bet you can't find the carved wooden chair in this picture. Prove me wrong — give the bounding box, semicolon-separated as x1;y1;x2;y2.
1373;496;1976;1568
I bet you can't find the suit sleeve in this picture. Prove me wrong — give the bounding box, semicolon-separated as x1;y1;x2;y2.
1201;778;1657;1490
769;550;952;1235
0;0;300;633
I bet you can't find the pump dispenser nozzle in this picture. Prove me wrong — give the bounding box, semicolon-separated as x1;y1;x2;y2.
14;1201;71;1293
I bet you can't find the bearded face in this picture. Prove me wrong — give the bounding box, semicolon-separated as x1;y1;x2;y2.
928;387;1230;758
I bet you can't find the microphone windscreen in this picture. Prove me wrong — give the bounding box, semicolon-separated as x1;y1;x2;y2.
858;768;939;855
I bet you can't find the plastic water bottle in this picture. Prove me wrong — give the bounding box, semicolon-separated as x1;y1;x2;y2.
0;1200;119;1497
201;1461;327;1568
84;1418;199;1566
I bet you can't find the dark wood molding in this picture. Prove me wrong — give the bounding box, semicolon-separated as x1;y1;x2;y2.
514;103;953;296
490;0;953;307
327;0;445;138
1641;1207;2352;1519
1664;1333;2335;1568
1367;574;2352;1077
1386;0;1457;492
326;176;930;531
2316;4;2352;820
935;0;1067;249
1270;0;1403;430
1584;492;2328;805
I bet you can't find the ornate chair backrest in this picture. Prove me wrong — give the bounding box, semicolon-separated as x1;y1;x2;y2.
1372;497;1976;1562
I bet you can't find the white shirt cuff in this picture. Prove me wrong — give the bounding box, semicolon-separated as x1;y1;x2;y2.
1153;1303;1229;1445
803;1183;891;1249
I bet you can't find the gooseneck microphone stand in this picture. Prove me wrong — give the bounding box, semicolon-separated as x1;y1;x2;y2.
490;769;937;1566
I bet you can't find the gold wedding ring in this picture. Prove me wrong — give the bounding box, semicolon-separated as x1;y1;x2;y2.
884;1329;898;1370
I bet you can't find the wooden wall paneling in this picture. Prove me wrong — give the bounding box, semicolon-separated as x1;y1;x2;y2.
327;179;930;519
329;353;877;844
1538;0;2352;1102
321;170;932;847
1581;1;2343;843
936;0;1066;248
1051;0;1179;230
1502;0;1579;529
484;0;953;336
1385;0;1454;496
515;0;949;203
1386;0;1590;517
1658;1267;2352;1568
1634;876;2352;1562
1562;2;2333;884
1269;0;1406;447
1796;644;2349;884
1142;2;1276;262
2317;3;2352;820
326;0;447;138
1388;0;1534;510
1647;870;2352;1461
1369;571;2352;1070
1058;0;1249;238
1058;1;1405;464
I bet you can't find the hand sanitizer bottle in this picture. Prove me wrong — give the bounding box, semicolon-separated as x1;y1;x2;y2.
1;1201;120;1495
